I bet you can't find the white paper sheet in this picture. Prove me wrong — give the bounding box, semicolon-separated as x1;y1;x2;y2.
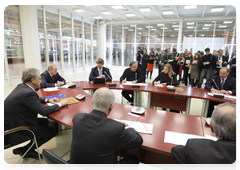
154;84;164;87
207;92;236;100
114;119;153;134
122;81;147;86
43;87;59;92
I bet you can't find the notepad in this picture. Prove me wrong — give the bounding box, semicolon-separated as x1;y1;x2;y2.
114;119;153;134
47;97;80;106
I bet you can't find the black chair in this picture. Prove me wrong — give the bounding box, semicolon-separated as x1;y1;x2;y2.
4;126;42;164
42;149;69;164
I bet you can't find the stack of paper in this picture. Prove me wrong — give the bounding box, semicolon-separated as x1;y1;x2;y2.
164;131;217;146
114;119;153;134
122;81;147;86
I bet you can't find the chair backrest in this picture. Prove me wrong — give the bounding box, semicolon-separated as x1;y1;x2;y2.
42;149;68;164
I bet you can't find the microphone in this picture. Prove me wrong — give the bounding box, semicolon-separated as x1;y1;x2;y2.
167;76;175;92
212;79;224;99
127;102;145;115
104;71;116;86
135;73;137;81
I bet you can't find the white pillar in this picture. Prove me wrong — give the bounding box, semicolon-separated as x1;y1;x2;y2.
99;21;106;62
82;21;85;70
19;5;41;70
177;17;183;52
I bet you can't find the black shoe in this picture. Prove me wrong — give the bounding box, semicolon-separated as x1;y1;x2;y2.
24;150;43;159
13;148;24;156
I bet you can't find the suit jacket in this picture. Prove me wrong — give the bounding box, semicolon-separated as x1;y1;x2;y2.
41;70;66;88
161;54;173;66
205;75;236;94
120;67;143;83
229;58;236;78
4;84;61;145
137;54;149;68
70;110;143;164
152;72;179;86
171;139;236;164
216;55;228;68
89;66;112;81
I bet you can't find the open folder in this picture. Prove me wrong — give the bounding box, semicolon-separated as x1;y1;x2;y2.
114;119;153;134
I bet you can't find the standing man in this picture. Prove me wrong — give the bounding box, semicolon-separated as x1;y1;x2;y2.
137;48;149;81
205;67;236;117
70;87;143;164
161;49;173;69
157;49;165;74
171;102;236;164
198;48;216;88
4;68;68;159
41;64;66;88
120;61;143;104
216;49;228;75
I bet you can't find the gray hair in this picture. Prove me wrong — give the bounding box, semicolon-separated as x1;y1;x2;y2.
96;58;104;65
211;102;236;138
22;68;40;84
92;87;115;112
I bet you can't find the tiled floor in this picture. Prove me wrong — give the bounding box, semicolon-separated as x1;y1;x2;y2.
4;67;206;164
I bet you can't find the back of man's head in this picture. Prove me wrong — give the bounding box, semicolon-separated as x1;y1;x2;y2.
92;87;115;113
211;103;236;139
22;68;40;84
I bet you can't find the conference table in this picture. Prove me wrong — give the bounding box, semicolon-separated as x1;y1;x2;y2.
37;83;223;164
71;81;236;117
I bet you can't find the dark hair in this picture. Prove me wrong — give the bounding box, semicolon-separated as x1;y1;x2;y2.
205;47;210;52
129;61;137;67
165;49;168;53
173;48;177;52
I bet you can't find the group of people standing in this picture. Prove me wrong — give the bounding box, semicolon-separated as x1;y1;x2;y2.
136;47;236;89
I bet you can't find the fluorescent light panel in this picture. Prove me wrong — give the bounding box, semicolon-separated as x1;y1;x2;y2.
172;25;179;27
111;5;125;9
137;28;143;30
187;26;194;29
203;27;209;29
162;10;174;15
157;24;164;26
211;7;224;12
125;13;136;17
187;22;194;25
184;5;197;9
139;7;151;12
93;16;102;19
74;9;85;13
219;25;227;28
101;11;112;15
204;24;212;26
223;21;233;24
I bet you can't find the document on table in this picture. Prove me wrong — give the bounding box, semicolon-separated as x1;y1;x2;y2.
60;83;76;88
43;87;59;92
164;131;217;146
207;92;236;100
114;119;153;134
122;81;147;86
155;84;164;87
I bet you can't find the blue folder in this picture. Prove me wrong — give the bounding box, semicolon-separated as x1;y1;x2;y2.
45;94;66;99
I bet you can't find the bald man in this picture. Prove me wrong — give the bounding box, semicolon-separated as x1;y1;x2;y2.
205;67;236;117
41;64;66;88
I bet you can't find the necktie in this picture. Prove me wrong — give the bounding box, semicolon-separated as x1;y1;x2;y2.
221;79;224;90
99;70;102;76
51;76;54;83
140;57;142;65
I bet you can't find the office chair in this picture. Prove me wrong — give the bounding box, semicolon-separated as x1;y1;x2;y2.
4;126;42;164
42;149;69;164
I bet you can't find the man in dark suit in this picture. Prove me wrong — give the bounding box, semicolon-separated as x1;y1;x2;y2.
41;64;66;88
89;58;112;81
205;67;236;117
171;102;236;164
137;48;149;81
161;49;173;68
70;87;143;164
4;68;68;159
120;61;143;104
216;49;228;75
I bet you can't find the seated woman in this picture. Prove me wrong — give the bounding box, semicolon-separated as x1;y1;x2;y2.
152;64;179;86
89;58;112;81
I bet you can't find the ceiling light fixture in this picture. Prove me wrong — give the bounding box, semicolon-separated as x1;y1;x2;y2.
204;24;212;27
184;5;197;9
93;16;102;19
187;26;194;29
74;9;85;13
125;13;136;17
223;21;233;24
187;22;194;25
203;27;210;29
139;7;151;12
211;7;224;12
101;11;112;15
162;10;174;15
111;5;125;9
172;25;179;27
219;25;227;28
157;24;164;26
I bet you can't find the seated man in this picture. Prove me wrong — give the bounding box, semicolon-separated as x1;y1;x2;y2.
171;102;236;164
89;58;112;81
70;87;143;164
120;61;143;104
4;68;68;159
41;64;66;88
205;67;236;117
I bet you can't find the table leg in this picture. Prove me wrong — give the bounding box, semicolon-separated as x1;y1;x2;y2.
201;100;210;117
133;90;137;106
185;98;191;115
88;89;94;96
147;92;152;108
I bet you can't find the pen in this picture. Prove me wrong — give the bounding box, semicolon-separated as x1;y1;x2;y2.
142;123;148;131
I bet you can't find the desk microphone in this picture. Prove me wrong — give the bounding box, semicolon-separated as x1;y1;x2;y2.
212;79;224;99
167;77;175;92
127;102;145;115
104;71;116;86
74;88;85;100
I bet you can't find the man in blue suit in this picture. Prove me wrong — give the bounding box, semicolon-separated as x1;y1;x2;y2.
41;64;66;88
89;58;112;81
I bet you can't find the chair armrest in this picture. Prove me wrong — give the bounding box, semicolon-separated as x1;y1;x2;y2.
4;126;30;135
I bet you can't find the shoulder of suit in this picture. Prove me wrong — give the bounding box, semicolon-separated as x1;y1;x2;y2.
41;70;48;76
73;113;87;121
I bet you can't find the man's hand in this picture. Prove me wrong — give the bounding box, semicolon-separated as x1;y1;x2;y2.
122;80;126;83
98;75;106;78
206;61;210;64
154;81;158;85
120;121;129;127
212;88;220;93
140;53;143;57
168;59;171;62
59;100;68;107
57;81;64;86
220;90;229;94
48;97;60;104
132;80;137;84
161;83;167;86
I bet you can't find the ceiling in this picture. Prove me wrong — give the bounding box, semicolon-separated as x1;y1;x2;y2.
46;5;236;22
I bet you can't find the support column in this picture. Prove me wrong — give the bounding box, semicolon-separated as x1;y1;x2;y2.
177;17;183;52
99;20;106;62
19;5;41;70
